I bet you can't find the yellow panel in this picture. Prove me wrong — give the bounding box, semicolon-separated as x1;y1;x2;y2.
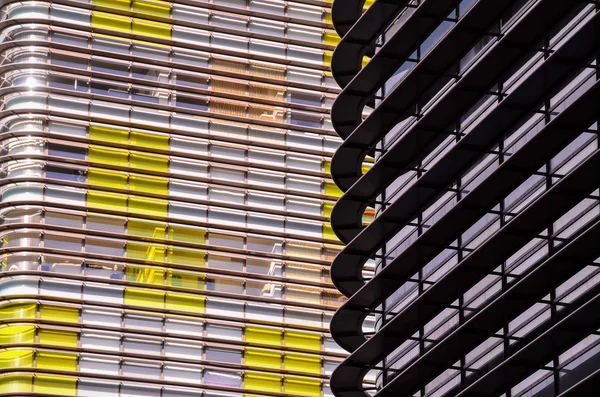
0;303;36;320
132;18;171;39
324;11;332;25
244;372;281;393
245;349;280;369
245;327;281;346
36;352;77;371
284;354;321;374
144;243;165;260
324;182;342;197
324;160;331;174
130;152;168;172
130;130;169;149
129;196;168;216
92;11;131;34
89;146;129;167
126;241;158;260
40;306;79;323
128;219;166;238
324;50;333;67
165;292;205;313
89;125;128;143
362;163;372;174
126;265;165;284
88;169;128;188
0;350;33;368
284;376;321;397
34;375;77;396
168;247;206;266
324;32;340;46
168;270;205;289
284;331;321;351
0;325;35;344
362;56;370;68
323;223;338;240
146;245;165;262
323;203;334;218
129;174;168;195
38;329;78;347
93;0;130;11
168;225;206;244
133;0;171;17
125;288;164;309
88;190;128;212
0;374;33;393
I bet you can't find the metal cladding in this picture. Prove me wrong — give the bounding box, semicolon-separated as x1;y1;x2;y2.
329;1;600;397
0;0;378;395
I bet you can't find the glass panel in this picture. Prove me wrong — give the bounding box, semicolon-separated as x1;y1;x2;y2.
164;365;203;383
34;375;77;396
165;316;203;335
284;354;321;373
125;288;164;309
164;341;203;358
40;305;79;322
204;370;242;387
244;372;280;393
245;349;280;369
38;329;78;347
165;292;205;313
81;333;120;351
78;380;119;396
284;377;321;397
246;327;281;345
0;325;35;344
0;374;33;393
36;352;77;371
206;324;242;341
284;331;321;350
206;347;242;364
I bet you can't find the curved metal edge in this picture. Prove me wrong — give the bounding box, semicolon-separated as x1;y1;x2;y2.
558;367;600;397
454;277;600;397
383;217;600;395
329;0;600;395
329;0;521;233
330;0;365;38
330;0;467;140
330;0;410;89
329;0;547;187
330;1;600;292
331;147;600;397
329;0;582;245
330;53;600;353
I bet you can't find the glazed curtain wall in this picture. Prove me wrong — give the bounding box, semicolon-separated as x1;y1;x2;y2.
0;0;375;395
0;298;353;396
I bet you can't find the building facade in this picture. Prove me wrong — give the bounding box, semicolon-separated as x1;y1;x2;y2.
0;0;376;395
329;1;600;397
